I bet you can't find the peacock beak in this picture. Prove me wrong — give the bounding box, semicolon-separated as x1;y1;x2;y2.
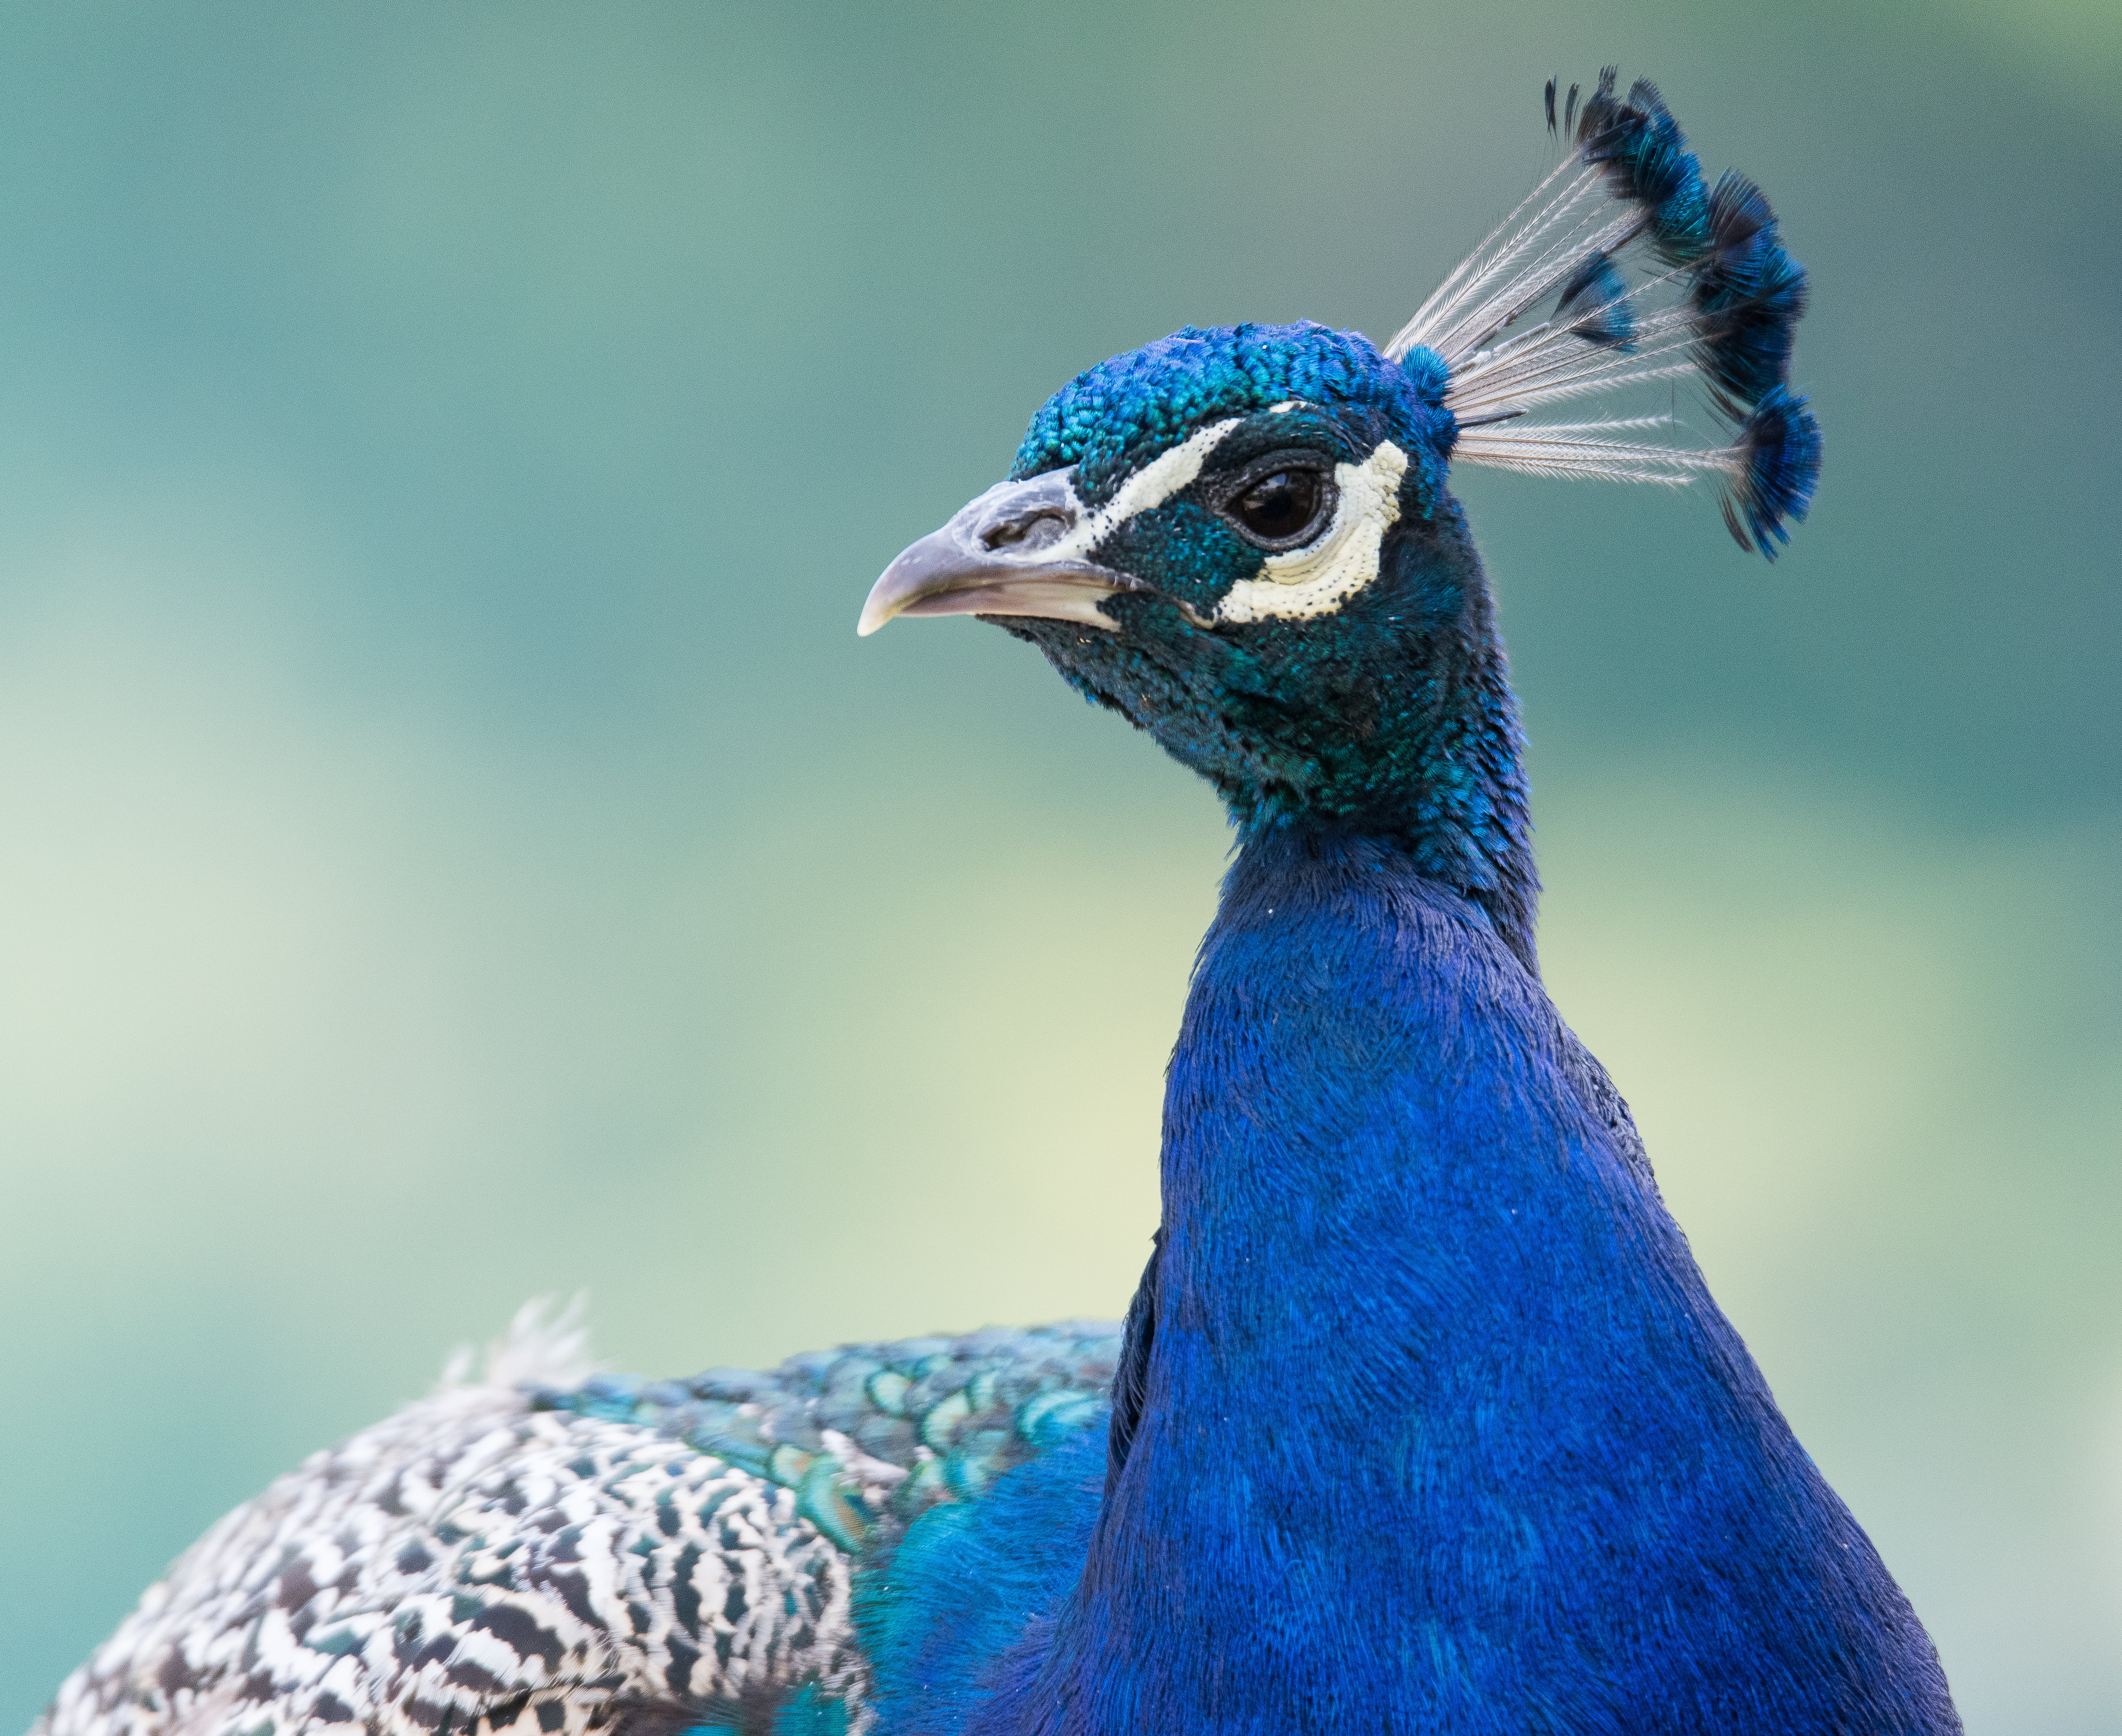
857;471;1136;637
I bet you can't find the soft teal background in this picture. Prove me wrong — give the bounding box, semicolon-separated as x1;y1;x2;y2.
2;1;2118;1727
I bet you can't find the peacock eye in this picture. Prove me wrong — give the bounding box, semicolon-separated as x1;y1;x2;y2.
1225;466;1334;548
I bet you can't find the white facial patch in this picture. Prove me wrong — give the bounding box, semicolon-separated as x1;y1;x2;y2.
1029;418;1245;569
1099;416;1244;526
1214;440;1409;625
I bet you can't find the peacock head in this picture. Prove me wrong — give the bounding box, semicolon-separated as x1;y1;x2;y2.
861;320;1486;840
859;72;1821;930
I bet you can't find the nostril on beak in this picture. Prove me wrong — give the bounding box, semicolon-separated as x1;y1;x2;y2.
981;511;1068;553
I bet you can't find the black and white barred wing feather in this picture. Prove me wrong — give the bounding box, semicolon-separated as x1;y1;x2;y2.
35;1307;862;1736
36;1307;1118;1736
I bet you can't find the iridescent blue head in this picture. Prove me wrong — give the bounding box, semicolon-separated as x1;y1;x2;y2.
862;319;1540;958
862;75;1821;971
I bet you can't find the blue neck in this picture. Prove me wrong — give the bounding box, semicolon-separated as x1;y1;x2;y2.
970;828;1955;1735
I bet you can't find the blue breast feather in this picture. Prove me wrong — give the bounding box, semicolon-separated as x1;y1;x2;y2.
857;829;1957;1735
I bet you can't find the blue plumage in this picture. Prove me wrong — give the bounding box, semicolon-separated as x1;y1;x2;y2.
1553;250;1637;350
1568;70;1714;265
863;838;1955;1732
1730;383;1825;557
39;71;1938;1736
1009;322;1428;498
1695;171;1811;410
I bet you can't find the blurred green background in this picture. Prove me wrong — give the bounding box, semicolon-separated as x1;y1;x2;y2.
2;0;2117;1727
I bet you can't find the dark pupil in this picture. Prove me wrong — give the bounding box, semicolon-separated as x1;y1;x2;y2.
1232;470;1322;542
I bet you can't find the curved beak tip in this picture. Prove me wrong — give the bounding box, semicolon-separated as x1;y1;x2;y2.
857;542;937;640
857;565;913;637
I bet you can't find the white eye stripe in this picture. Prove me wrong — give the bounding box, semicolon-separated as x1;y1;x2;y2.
1101;417;1245;525
1214;441;1408;625
1038;418;1245;566
1057;403;1321;555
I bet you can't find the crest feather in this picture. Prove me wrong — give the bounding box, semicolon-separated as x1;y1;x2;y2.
1387;71;1821;557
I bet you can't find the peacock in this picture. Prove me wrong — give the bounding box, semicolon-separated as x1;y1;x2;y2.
36;72;1961;1736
